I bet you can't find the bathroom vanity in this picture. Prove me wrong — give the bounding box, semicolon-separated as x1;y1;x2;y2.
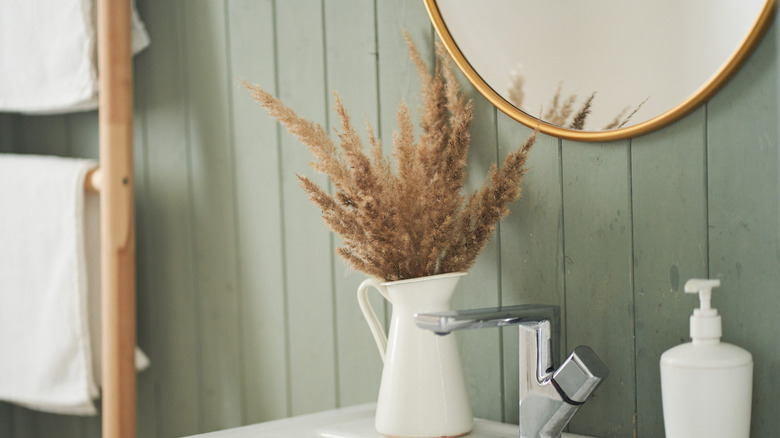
183;403;593;438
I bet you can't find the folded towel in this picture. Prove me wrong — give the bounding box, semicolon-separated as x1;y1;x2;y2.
0;154;147;415
0;0;150;114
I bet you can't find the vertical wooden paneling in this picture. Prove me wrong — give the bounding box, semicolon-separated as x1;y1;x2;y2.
498;122;564;424
15;115;70;156
0;114;15;152
130;54;157;438
8;408;33;437
275;0;337;416
322;0;384;408
451;83;502;422
4;4;780;438
376;0;433;144
226;0;289;425
136;0;200;436
35;412;86;438
631;107;708;437
129;58;158;438
124;4;157;438
707;24;779;437
0;403;10;438
68;112;100;159
181;0;243;431
561;140;635;437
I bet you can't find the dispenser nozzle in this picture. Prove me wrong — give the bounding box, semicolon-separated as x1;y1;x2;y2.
684;278;720;312
684;278;722;341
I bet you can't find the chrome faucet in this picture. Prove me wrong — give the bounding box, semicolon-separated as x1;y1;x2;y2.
415;305;608;438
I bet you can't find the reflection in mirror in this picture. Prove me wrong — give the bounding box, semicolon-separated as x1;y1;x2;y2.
429;0;776;140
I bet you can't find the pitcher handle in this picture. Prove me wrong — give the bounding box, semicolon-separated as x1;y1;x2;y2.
357;278;390;362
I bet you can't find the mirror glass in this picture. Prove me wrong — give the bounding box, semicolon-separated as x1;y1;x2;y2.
428;0;775;141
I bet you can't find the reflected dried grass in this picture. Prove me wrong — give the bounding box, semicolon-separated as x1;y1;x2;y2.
507;75;650;131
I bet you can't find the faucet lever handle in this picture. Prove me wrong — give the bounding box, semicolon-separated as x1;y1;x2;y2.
552;345;609;405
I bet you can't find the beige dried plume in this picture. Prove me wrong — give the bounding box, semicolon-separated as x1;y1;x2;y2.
569;92;596;130
243;32;536;281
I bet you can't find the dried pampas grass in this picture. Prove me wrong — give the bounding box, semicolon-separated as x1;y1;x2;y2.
244;32;536;281
509;77;649;131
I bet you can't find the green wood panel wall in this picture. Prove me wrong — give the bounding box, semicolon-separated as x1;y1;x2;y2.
182;0;244;431
707;24;779;436
561;140;636;437
0;114;16;153
631;107;709;436
134;0;201;436
1;3;778;437
323;0;383;409
498;118;564;425
451;73;503;423
225;0;289;426
275;0;338;417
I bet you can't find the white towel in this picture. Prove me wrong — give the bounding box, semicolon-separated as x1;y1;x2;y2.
0;0;150;114
0;154;148;415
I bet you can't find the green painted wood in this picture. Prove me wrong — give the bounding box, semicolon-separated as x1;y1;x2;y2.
707;23;779;437
376;0;434;146
0;403;11;438
83;413;101;438
15;115;70;156
322;0;385;409
631;107;708;437
497;120;564;424
180;0;243;431
134;0;201;436
6;4;780;438
275;0;338;416
8;407;33;437
131;64;157;438
34;411;85;437
450;78;503;422
561;140;635;437
6;382;92;436
0;114;16;152
67;111;99;159
226;0;289;425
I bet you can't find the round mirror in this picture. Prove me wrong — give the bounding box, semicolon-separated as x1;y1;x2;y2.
425;0;776;142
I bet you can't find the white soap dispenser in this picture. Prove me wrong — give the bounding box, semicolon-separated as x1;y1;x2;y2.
660;279;753;438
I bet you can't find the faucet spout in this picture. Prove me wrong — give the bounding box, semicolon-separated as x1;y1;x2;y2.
415;304;608;438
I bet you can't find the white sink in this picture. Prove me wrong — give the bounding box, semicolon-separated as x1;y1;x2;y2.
184;403;593;438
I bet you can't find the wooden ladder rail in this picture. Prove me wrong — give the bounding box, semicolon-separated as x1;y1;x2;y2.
95;0;136;437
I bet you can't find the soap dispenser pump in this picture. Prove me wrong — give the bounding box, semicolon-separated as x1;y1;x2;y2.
660;279;753;438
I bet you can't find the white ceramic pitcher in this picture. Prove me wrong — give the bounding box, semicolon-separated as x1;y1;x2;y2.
357;272;473;438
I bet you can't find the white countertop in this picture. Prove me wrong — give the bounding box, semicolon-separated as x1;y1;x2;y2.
183;403;593;438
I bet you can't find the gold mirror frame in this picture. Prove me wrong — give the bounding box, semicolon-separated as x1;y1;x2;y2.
424;0;777;142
